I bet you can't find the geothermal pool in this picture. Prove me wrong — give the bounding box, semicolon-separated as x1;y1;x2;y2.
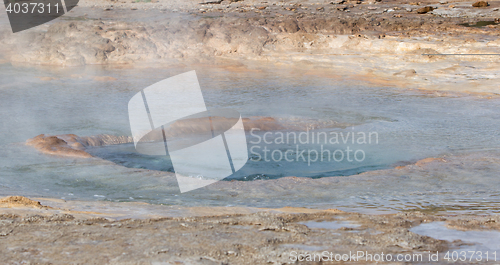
0;62;499;213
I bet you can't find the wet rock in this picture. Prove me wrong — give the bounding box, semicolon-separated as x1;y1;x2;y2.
416;6;435;14
472;1;488;7
394;69;417;77
199;0;223;4
447;215;500;230
26;134;93;158
25;134;132;158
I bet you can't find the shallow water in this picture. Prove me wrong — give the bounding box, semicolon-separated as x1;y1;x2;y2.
411;222;500;257
0;62;500;212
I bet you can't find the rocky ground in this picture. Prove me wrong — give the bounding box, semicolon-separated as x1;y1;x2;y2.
0;196;499;264
1;1;499;264
0;0;499;93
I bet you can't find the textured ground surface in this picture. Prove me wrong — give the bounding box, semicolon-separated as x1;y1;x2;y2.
0;0;499;92
1;196;499;264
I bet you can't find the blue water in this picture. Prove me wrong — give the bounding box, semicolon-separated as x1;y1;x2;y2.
0;62;499;212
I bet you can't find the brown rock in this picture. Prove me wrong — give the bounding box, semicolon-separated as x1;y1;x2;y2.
26;134;93;158
394;69;417;77
472;1;488;7
0;196;45;209
415;157;446;167
416;6;434;14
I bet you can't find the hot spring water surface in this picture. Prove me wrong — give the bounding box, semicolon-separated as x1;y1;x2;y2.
0;63;499;212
